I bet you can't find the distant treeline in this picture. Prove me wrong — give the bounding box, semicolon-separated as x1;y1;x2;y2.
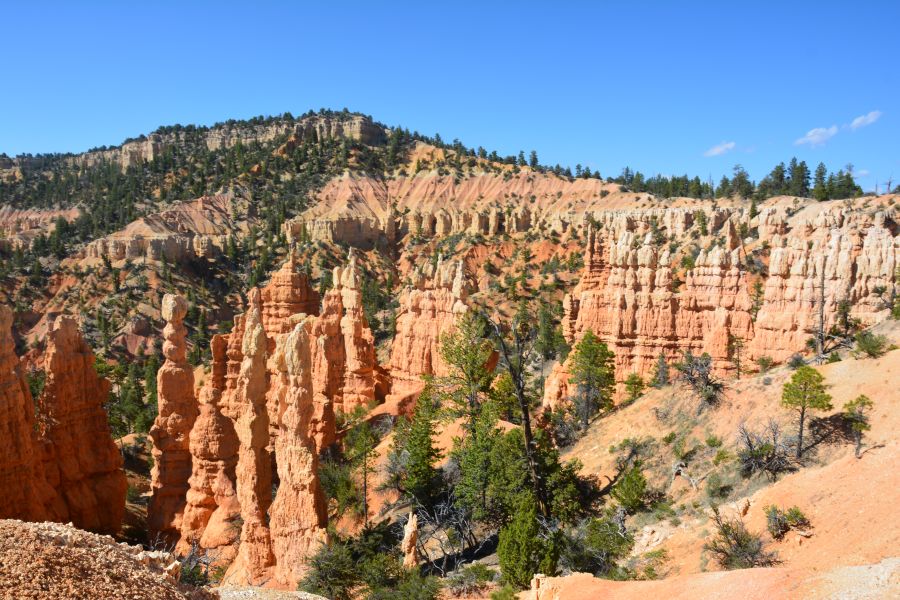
611;158;866;201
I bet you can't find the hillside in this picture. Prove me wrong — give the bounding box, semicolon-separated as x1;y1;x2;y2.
0;109;897;599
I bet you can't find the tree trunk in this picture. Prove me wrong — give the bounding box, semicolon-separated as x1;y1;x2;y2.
796;405;806;459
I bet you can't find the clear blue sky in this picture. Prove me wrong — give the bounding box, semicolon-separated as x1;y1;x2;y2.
2;1;897;191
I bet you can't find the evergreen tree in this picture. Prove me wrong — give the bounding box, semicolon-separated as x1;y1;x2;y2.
651;352;669;388
438;313;496;431
568;331;615;430
812;162;829;201
497;494;557;589
624;373;645;404
391;387;443;508
346;416;379;523
843;394;873;458
781;366;832;458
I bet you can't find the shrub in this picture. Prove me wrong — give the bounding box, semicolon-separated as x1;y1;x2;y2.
675;351;724;410
557;512;633;577
765;505;810;540
736;421;793;481
611;463;648;513
446;564;495;596
490;585;518;600
755;356;774;373
788;354;806;369
713;449;732;466
705;472;732;500
299;542;357;600
826;351;841;363
705;435;723;448
662;432;677;445
704;507;778;569
367;570;442;600
855;331;889;358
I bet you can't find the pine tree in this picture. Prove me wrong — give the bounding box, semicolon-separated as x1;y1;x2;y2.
346;417;379;523
624;373;645;404
812;162;829;201
529;150;539;168
651;352;669;388
843;394;873;458
568;331;615;430
398;388;443;508
781;366;832;458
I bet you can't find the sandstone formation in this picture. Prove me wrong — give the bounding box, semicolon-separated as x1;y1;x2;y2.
401;512;419;568
37;316;127;534
84;194;246;263
68;114;386;172
0;306;52;521
0;309;126;533
225;288;276;585
388;257;470;408
544;204;898;407
269;318;328;588
177;255;382;584
149;294;199;542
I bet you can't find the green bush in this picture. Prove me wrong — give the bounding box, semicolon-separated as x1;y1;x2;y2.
705;472;732;500
490;585;518;600
611;463;648;513
765;505;810;540
855;331;889;358
446;563;495;596
704;507;778;569
705;435;723;448
557;513;634;576
755;356;774;373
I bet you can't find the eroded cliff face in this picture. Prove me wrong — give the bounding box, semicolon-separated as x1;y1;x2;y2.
83;195;247;264
168;254;378;586
387;257;469;410
0;306;53;521
544;204;898;407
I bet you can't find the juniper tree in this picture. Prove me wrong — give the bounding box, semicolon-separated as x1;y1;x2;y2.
651;352;669;388
781;366;832;459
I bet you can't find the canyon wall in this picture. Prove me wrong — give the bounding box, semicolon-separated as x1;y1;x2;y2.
544;203;898;407
68;114;386;172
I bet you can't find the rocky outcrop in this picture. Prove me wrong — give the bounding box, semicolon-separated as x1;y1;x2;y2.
168;254;381;582
387;258;469;408
545;205;898;407
177;335;241;560
84;195;245;263
0;309;126;533
149;295;199;543
69;114;386;172
37;316;127;534
401;513;419;568
0;306;53;522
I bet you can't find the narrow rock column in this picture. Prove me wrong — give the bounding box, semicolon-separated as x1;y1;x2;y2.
269;318;328;587
401;512;419;568
226;288;275;584
149;294;198;542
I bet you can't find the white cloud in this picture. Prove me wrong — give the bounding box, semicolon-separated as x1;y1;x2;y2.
703;141;736;157
849;110;882;130
794;125;838;147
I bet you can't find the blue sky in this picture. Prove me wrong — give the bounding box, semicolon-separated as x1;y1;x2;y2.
1;1;897;191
